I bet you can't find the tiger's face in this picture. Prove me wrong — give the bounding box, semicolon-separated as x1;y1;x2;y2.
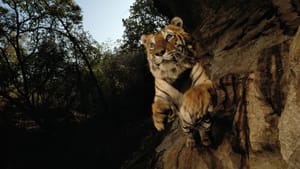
141;17;195;83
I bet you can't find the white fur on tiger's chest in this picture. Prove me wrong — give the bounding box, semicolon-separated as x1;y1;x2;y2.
151;61;191;83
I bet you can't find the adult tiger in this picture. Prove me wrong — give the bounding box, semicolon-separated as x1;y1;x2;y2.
141;17;216;147
141;16;195;131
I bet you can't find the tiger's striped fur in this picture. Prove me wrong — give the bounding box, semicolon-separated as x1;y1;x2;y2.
141;17;216;146
179;63;216;147
141;16;195;131
140;17;195;84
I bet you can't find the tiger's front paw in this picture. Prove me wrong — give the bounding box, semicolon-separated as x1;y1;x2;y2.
152;100;173;131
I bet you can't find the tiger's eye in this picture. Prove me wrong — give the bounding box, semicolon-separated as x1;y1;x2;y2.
166;34;173;41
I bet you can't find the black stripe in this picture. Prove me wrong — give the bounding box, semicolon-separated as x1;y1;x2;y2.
155;84;172;99
192;68;204;86
177;34;185;45
182;117;193;126
155;84;181;112
172;68;192;93
155;95;167;100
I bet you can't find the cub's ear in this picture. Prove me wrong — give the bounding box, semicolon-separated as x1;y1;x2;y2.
171;16;183;27
140;34;148;46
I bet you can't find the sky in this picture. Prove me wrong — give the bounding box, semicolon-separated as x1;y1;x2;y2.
75;0;135;44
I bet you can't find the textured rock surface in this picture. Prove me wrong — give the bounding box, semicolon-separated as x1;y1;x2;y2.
122;0;300;168
278;26;300;169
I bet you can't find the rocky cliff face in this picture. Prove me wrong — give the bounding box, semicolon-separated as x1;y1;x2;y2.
122;0;300;169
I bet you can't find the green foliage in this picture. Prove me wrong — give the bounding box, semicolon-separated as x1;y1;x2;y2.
1;0;167;168
92;49;154;125
0;0;165;140
121;0;168;50
0;0;102;130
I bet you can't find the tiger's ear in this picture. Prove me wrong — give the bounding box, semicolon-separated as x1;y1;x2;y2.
140;34;148;46
141;34;153;46
171;16;183;27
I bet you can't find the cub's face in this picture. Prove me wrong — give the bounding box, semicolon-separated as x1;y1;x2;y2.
141;17;194;83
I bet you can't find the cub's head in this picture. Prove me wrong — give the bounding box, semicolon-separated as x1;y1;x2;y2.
140;17;195;83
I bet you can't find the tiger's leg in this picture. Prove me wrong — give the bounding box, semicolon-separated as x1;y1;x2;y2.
152;100;174;131
152;79;183;131
179;83;215;147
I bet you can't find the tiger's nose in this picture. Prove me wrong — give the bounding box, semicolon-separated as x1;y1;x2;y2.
155;49;166;56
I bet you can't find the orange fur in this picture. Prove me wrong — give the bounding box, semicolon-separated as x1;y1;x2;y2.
152;100;172;131
184;85;211;115
180;82;213;124
140;17;215;141
140;17;194;84
180;81;215;147
140;17;195;131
